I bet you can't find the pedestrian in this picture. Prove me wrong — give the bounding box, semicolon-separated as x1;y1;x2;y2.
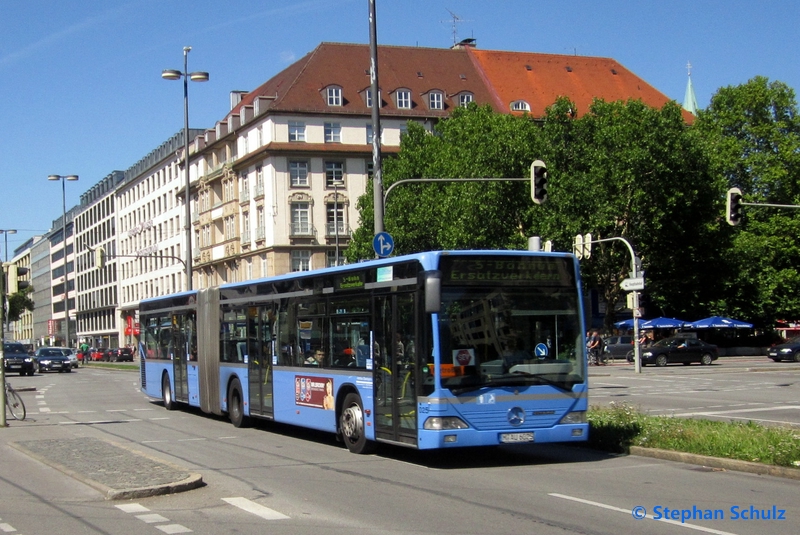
587;330;602;365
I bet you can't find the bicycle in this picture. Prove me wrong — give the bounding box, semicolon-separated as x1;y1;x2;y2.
5;381;26;421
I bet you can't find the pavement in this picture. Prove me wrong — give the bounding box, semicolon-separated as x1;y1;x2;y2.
7;435;203;500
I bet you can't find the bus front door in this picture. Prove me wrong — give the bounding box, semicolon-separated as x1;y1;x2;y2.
374;293;417;447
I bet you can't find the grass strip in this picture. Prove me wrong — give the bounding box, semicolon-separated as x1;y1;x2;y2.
588;402;800;468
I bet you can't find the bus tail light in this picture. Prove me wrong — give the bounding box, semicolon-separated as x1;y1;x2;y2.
424;416;469;430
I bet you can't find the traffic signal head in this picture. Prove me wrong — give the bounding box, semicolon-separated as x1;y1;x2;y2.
531;160;548;204
95;246;106;269
6;264;30;294
726;187;743;226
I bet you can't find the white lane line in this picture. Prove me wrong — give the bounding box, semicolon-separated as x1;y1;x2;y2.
222;497;290;520
549;493;739;535
0;522;15;532
155;525;192;534
671;405;800;417
116;503;150;513
137;514;171;523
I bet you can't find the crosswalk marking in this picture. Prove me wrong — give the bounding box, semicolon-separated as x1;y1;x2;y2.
222;497;290;520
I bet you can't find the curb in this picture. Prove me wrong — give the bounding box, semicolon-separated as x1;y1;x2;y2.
629;446;800;480
10;438;204;500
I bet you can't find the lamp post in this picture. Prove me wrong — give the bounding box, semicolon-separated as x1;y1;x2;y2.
0;229;17;338
0;229;17;263
48;174;79;348
162;46;208;291
333;181;343;266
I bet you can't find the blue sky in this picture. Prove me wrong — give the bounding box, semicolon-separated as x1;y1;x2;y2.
1;0;798;253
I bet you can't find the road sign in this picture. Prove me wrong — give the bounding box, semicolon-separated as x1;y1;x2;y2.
620;277;645;291
373;231;394;258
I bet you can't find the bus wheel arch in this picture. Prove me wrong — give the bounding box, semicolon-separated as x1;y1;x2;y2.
339;392;376;454
228;376;250;428
162;372;175;411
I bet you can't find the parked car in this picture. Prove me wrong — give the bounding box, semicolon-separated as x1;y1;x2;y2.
639;336;719;367
105;347;134;362
603;335;633;361
34;347;73;373
87;348;105;362
767;337;800;362
3;342;36;376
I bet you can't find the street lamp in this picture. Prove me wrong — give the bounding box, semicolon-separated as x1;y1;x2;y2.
0;229;17;337
162;46;208;291
48;174;79;348
0;229;16;263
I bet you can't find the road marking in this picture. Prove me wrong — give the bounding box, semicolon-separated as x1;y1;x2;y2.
549;493;739;535
0;522;15;532
137;514;170;523
671;405;800;417
222;497;290;520
156;525;192;534
116;504;150;513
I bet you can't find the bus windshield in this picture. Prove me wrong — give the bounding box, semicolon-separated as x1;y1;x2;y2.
437;258;584;394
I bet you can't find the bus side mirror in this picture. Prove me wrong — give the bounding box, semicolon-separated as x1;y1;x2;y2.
423;270;442;314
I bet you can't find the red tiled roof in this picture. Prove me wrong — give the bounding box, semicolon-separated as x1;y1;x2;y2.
467;48;693;122
228;43;501;120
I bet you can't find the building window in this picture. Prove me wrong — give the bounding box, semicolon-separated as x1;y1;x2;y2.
255;165;264;196
365;89;372;108
324;122;341;143
429;92;443;110
511;100;530;112
291;250;311;272
289;161;309;187
396;89;411;109
325;161;344;187
289;121;306;142
224;215;236;240
326;86;342;106
291;203;311;235
459;92;474;107
366;124;382;144
326;250;345;268
366;160;374;179
327;203;345;235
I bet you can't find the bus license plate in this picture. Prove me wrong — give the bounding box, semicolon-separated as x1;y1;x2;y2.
500;432;534;443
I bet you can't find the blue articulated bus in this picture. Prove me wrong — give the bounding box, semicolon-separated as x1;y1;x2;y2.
140;250;588;454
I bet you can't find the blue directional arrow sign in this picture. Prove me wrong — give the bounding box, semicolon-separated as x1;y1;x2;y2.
535;343;549;359
373;231;395;258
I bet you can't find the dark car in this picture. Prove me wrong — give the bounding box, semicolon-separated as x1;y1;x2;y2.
639;336;719;367
3;342;36;376
767;337;800;362
603;335;633;361
105;347;134;362
35;347;73;373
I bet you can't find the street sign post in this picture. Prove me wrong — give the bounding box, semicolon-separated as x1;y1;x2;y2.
620;277;645;291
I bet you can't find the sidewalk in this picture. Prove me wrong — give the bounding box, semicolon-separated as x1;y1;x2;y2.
8;436;202;500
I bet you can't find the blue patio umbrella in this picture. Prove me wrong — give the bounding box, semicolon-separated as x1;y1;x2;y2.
640;317;688;330
685;316;753;329
614;318;642;330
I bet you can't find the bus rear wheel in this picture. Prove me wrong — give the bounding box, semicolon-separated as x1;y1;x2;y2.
340;393;375;454
228;378;250;428
162;374;175;411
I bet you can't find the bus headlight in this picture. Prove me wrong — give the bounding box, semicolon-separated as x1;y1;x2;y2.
424;416;469;430
560;411;586;424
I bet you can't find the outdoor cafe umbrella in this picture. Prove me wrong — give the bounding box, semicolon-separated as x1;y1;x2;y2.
614;318;642;330
640;317;688;330
685;316;753;329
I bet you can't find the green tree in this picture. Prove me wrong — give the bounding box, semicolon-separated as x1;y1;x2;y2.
7;286;34;322
695;77;800;325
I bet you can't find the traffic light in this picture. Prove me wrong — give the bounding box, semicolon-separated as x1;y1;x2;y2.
95;246;106;269
531;160;548;204
726;187;743;226
6;264;29;294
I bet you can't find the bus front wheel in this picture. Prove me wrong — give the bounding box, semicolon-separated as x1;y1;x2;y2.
228;378;250;428
340;393;376;454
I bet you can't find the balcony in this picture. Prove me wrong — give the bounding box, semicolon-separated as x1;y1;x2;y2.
325;222;349;237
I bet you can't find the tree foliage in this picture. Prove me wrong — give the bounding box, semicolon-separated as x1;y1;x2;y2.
695;77;800;325
7;286;34;323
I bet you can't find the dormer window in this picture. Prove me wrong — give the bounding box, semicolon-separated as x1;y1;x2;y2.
428;91;444;110
396;89;412;109
326;86;343;106
511;100;530;112
459;92;473;107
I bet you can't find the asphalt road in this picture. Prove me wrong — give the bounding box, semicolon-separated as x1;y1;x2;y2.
590;356;800;427
0;365;797;535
